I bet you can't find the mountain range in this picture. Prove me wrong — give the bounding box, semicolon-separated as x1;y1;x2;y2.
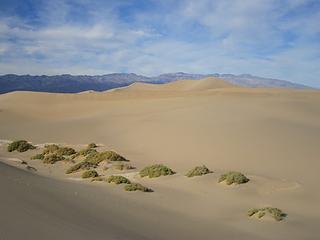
0;72;310;94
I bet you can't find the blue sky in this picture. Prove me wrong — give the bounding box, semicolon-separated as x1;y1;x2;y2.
0;0;319;87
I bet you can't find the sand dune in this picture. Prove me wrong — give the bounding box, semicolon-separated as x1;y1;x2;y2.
0;79;320;239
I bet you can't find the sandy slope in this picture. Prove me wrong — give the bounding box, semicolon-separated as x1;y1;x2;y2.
0;79;320;239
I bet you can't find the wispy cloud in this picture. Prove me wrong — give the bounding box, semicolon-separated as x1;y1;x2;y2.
0;0;319;87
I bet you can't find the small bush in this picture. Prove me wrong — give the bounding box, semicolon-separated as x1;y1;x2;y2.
186;165;212;177
43;154;65;164
7;140;36;152
140;164;175;178
31;153;45;160
85;152;109;165
107;175;131;184
113;163;135;171
247;207;286;221
43;144;60;154
71;148;97;159
82;170;98;179
56;147;76;156
65;161;97;174
124;183;153;192
103;151;128;162
218;171;249;185
88;143;97;148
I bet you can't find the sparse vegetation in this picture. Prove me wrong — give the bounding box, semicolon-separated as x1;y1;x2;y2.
31;153;45;160
247;207;286;221
56;147;76;156
124;183;153;192
104;151;128;162
91;176;106;182
107;175;131;184
81;170;98;178
140;164;175;178
113;163;135;170
88;143;97;148
43;144;60;154
43;154;65;164
65;161;97;174
7;140;36;152
71;148;97;159
186;165;212;177
85;151;109;165
218;171;249;185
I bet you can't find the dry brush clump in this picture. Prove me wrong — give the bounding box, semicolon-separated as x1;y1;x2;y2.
247;207;286;221
140;164;175;178
113;163;135;171
88;143;97;148
124;183;153;192
81;170;99;179
65;161;97;174
107;175;131;184
43;154;65;164
218;171;249;185
7;140;36;152
186;165;212;177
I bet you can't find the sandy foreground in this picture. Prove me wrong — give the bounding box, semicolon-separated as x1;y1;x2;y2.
0;78;320;239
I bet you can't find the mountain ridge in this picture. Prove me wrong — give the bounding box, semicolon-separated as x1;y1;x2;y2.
0;72;311;94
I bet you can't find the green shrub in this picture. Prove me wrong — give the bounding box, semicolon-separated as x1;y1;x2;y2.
124;183;153;192
103;151;128;162
218;171;249;185
247;207;286;221
113;163;135;170
43;144;60;154
186;165;212;177
85;151;109;165
43;154;65;164
107;175;131;184
81;170;98;179
88;143;97;148
140;164;175;178
7;140;36;152
71;148;97;159
31;153;45;160
65;161;97;174
56;147;76;156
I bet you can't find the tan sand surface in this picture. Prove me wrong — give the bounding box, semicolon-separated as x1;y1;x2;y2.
0;79;320;239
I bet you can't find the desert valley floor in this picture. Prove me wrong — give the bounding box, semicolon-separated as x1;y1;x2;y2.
0;78;320;240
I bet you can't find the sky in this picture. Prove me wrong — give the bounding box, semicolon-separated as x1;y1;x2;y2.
0;0;319;87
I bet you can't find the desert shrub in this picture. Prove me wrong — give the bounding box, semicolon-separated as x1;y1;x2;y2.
186;165;212;177
71;148;97;159
218;171;249;185
81;170;98;179
56;147;76;156
113;163;135;171
124;183;153;192
107;175;131;184
104;151;128;162
247;207;286;221
43;154;65;164
85;152;109;165
31;153;45;160
140;164;175;178
7;140;36;152
43;144;60;154
65;161;97;174
88;143;97;148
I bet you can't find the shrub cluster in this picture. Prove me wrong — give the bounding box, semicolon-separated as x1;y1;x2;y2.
71;148;97;159
7;140;36;152
88;143;97;148
186;165;212;177
85;152;109;165
43;144;60;154
140;164;175;178
56;147;76;156
104;151;128;162
65;161;97;174
107;175;131;184
81;170;99;179
218;171;249;185
124;183;153;192
43;154;65;164
247;207;286;221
